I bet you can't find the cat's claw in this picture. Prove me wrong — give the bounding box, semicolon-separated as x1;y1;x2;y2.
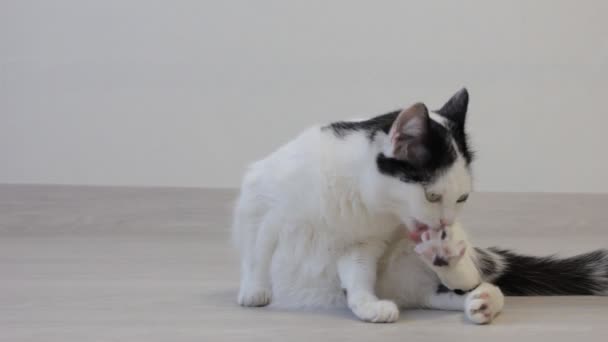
465;283;504;324
237;285;272;307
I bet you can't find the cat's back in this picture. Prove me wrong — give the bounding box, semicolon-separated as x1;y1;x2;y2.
238;113;392;219
239;126;324;208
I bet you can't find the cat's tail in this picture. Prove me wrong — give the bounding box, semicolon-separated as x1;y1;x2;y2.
473;247;608;296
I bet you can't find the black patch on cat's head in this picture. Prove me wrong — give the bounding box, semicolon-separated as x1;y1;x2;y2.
376;118;457;184
323;88;474;184
323;111;401;140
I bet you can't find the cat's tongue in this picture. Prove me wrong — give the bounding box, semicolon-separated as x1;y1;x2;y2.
404;222;430;243
407;230;423;243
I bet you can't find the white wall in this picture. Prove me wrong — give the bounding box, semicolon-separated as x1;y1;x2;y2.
1;0;607;192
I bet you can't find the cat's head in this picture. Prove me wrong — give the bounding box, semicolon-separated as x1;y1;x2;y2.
374;89;473;238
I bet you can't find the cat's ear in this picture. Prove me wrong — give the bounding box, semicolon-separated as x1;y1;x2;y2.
436;88;469;127
389;102;430;165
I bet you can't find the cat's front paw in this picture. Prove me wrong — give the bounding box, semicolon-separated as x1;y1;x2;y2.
237;284;272;307
350;299;399;323
465;283;504;324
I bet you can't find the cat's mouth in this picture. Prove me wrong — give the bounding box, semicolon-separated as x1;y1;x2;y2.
405;220;430;243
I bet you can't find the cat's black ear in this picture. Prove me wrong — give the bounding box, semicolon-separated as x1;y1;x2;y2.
389;102;430;165
437;88;469;127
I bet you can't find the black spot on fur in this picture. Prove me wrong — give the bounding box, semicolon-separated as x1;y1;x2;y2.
443;120;474;165
436;284;451;294
433;256;450;267
436;283;480;295
323;110;400;140
375;154;429;183
322;89;475;184
375;119;457;184
436;284;467;295
486;248;608;296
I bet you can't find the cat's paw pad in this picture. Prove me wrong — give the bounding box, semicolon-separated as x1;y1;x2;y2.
465;283;504;324
414;229;466;267
351;300;399;323
237;285;272;307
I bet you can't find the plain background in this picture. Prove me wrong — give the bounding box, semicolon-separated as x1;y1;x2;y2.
1;0;607;192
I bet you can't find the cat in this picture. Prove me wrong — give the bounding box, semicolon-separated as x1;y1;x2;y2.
232;88;608;323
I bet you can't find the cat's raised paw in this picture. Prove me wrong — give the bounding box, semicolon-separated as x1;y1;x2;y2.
414;229;466;268
237;285;272;307
465;283;504;324
351;299;399;323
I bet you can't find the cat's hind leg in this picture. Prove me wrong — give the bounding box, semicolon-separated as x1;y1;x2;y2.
414;231;504;323
464;283;504;324
424;282;504;324
233;200;279;307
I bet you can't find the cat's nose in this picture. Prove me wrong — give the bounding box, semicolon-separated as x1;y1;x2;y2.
439;218;452;227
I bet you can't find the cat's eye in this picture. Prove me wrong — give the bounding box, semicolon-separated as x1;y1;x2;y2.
457;194;469;203
425;192;442;203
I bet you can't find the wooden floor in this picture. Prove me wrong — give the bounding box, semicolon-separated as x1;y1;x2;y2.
1;185;608;341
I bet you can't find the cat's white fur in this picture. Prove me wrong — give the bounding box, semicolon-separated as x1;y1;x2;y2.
232;108;503;323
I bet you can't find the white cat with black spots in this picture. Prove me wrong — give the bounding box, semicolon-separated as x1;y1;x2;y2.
232;88;608;323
